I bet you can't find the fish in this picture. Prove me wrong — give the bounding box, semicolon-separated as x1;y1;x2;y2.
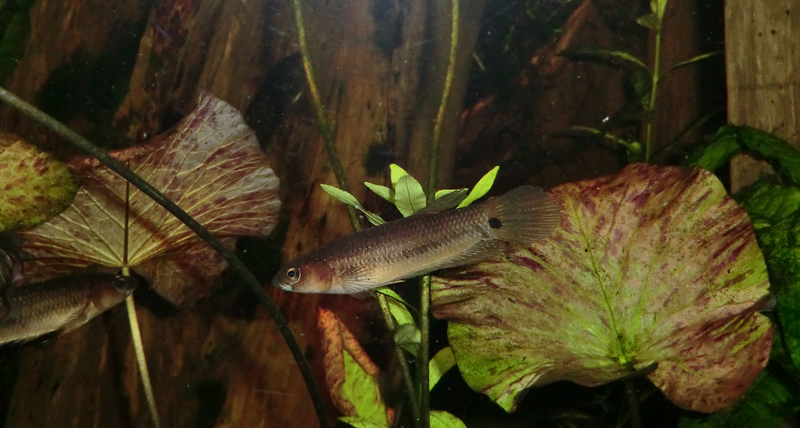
273;185;562;294
0;273;138;345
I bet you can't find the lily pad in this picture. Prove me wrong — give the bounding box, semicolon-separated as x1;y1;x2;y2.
0;133;77;232
432;163;772;413
17;91;280;304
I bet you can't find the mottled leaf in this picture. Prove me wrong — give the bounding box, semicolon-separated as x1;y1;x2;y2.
458;166;499;208
429;347;456;391
735;179;800;230
394;323;421;356
17;91;280;304
339;417;387;428
318;308;394;426
432;164;772;413
0;134;77;232
678;365;800;428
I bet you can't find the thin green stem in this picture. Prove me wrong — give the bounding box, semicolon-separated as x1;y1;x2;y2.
644;16;663;163
291;0;360;230
427;0;460;198
377;296;421;425
0;86;331;428
418;275;431;428
125;291;161;428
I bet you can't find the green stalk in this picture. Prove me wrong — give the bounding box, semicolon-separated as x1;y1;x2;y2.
644;5;665;163
291;1;421;427
125;292;161;428
291;0;360;230
420;3;459;427
0;86;331;428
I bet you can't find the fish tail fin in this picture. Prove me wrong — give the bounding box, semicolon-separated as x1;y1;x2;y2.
488;186;562;244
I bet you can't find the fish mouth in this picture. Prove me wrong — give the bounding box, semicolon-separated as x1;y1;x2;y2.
272;279;293;292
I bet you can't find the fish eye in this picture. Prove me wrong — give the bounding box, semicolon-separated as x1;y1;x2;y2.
286;267;299;280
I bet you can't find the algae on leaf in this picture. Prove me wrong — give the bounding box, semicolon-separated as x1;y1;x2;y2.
17;91;280;304
432;163;772;413
0;133;77;232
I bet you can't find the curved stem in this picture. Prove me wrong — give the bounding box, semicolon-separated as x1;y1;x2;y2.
125;291;161;428
292;0;360;230
0;86;331;428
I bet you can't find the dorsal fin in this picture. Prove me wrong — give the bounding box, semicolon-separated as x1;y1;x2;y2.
415;189;468;215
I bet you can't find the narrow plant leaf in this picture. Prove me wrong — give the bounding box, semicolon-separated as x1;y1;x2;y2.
394;323;421;356
665;51;722;75
636;13;659;31
432;164;772;413
389;163;410;188
457;166;499;208
566;48;650;71
376;288;415;326
0;134;77;232
394;175;426;217
318;308;395;426
17;91;281;304
678;366;800;428
321;184;385;226
429;347;456;391
364;182;393;203
431;411;467;428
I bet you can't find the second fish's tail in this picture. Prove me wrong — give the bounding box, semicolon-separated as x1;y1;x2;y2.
487;185;562;244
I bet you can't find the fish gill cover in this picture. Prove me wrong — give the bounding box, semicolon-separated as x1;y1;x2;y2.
431;163;772;413
16;91;281;305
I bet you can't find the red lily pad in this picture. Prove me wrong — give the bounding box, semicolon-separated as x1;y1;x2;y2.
0;133;77;232
432;164;772;413
17;91;280;304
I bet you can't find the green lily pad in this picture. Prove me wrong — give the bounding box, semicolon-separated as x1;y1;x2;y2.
432;163;772;413
0;134;77;232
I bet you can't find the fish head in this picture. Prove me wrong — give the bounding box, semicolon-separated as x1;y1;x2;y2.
272;260;337;293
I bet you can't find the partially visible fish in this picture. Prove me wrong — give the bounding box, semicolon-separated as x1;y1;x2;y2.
273;185;562;294
0;273;137;345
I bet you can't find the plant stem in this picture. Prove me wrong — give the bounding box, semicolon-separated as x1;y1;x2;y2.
291;0;360;230
623;378;642;428
125;291;161;428
418;275;432;428
0;85;331;428
291;2;421;427
644;10;664;163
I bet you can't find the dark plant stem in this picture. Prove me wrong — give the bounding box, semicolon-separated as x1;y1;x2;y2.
418;275;432;428
291;2;421;427
624;378;642;428
0;86;331;428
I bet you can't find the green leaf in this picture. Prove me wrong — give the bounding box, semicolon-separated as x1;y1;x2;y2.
339;417;389;428
321;184;386;226
665;51;722;75
636;13;659;31
458;166;499;208
393;175;426;217
375;288;415;326
435;188;459;199
430;411;467;428
630;68;652;111
319;308;394;426
0;136;77;232
389;163;410;188
683;126;742;171
429;347;457;391
678;366;800;428
735;126;800;186
394;323;421;356
735;179;800;229
364;182;393;203
432;164;772;413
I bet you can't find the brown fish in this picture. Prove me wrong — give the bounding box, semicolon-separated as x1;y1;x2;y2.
273;185;562;294
0;273;137;345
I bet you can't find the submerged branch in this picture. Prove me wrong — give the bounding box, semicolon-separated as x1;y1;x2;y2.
0;85;331;428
